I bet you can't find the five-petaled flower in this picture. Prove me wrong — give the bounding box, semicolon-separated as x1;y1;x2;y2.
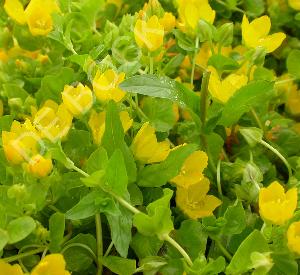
241;15;286;53
259;181;297;225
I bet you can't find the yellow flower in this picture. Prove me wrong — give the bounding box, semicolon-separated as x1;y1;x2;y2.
286;86;300;117
159;12;176;32
33;100;73;142
0;260;23;275
208;66;248;103
171;150;208;187
31;254;70;275
176;178;222;219
177;0;215;31
131;122;170;164
287;221;300;255
134;15;164;52
4;0;59;36
259;181;297;225
288;0;300;10
27;154;53;178
241;15;286;53
4;0;26;24
62;83;94;116
88;110;133;145
93;69;126;102
2;119;41;165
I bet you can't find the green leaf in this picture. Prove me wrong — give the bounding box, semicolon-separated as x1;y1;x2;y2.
7;216;36;244
142;97;177;132
102;101;137;183
133;189;174;239
63;233;96;272
244;0;265;17
226;230;269;274
174;220;207;261
105;149;128;197
65;190;119;220
270;252;298;275
207;54;239;73
0;115;13;132
49;213;65;253
162;54;185;75
35;67;76;105
102;256;136;275
120;75;200;114
239;127;263;147
219;81;274;126
186;255;226;275
287;50;300;79
130;233;163;259
0;229;9;251
85;147;108;175
138;144;198;187
3;84;29;101
222;201;246;236
106;205;132;258
80;0;105;28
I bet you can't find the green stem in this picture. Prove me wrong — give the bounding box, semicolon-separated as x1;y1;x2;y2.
259;140;293;182
104;241;114;257
149;55;154;74
250;108;264;131
69;162;193;267
163;234;193;266
217;160;223;197
190;36;200;85
199;71;217;174
215;240;232;261
3;247;46;263
95;213;103;275
126;97;148;121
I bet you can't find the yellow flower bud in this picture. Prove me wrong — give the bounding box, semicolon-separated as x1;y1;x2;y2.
0;260;23;275
31;254;70;275
259;181;297;225
208;66;248;103
288;0;300;10
241;15;286;53
93;69;126;102
33;101;73;142
88;110;133;145
27;154;53;177
131;122;170;164
287;221;300;255
176;178;222;219
177;0;215;32
2;120;41;165
134;15;164;52
159;12;176;32
4;0;26;25
62;83;94;116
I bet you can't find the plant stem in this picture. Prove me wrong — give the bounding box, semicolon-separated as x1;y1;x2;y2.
250;108;264;131
95;213;103;275
126;97;148;121
69;162;193;267
199;71;217;173
163;234;193;266
190;36;200;85
3;247;46;263
149;55;154;74
215;240;232;261
259;140;293;182
104;241;114;257
217;160;223;197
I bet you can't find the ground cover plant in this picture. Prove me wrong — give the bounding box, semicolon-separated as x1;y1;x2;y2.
0;0;300;274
